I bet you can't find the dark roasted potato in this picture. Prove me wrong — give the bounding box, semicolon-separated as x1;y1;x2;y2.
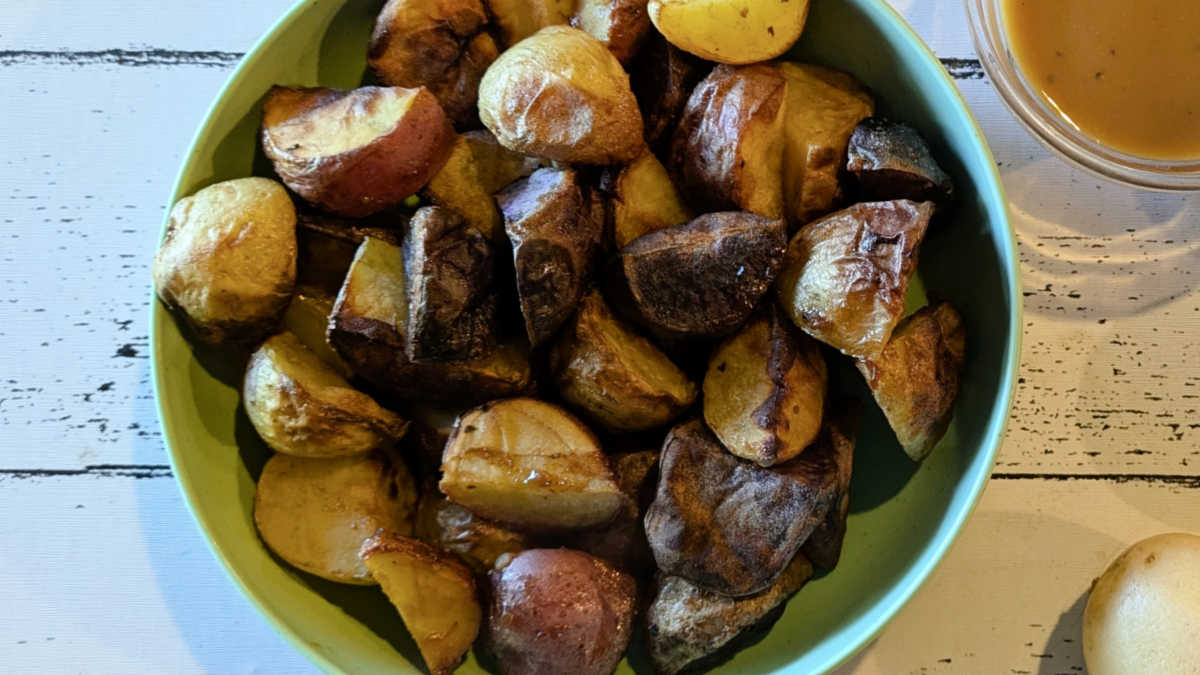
550;291;697;432
422;131;542;240
498;167;604;346
858;302;965;461
800;401;860;570
572;0;652;65
486;0;574;47
847;117;954;207
608;148;693;249
631;34;708;148
643;420;838;596
606;212;787;339
670;64;788;219
567;449;659;573
703;307;827;466
415;488;530;575
645;555;815;675
296;210;403;296
775;200;934;359
403;206;499;362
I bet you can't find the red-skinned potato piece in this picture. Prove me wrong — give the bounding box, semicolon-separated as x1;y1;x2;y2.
572;0;653;65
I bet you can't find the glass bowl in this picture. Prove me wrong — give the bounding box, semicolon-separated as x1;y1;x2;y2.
965;0;1200;190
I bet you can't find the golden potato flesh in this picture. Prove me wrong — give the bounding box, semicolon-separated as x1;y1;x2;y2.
779;63;875;225
487;0;575;47
703;308;827;467
775;200;934;359
423;131;542;240
360;532;482;675
648;0;810;65
415;488;529;575
551;291;697;432
610;148;693;249
572;0;652;65
858;302;965;461
153;177;297;345
280;291;352;377
478;26;644;165
253;451;416;585
439;398;627;531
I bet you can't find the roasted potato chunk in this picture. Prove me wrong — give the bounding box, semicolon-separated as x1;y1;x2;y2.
779;63;875;225
153;177;297;345
567;449;659;573
847;117;954;207
648;0;810;65
775;199;934;359
498;168;603;346
671;64;788;219
253;451;416;585
631;35;707;148
360;532;482;675
606;212;787;339
487;0;574;47
551;291;697;432
296;210;403;296
703;307;827;467
572;0;652;65
858;302;965;461
646;555;814;675
485;549;637;675
609;148;693;249
439;398;627;531
800;402;860;569
423;131;542;240
261;85;454;217
644;419;838;596
280;291;352;377
368;0;498;127
479;26;644;165
415;488;529;575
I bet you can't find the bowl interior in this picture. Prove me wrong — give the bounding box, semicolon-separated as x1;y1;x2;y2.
151;0;1020;673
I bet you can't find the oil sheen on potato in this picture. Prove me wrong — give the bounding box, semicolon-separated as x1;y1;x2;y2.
1003;0;1200;161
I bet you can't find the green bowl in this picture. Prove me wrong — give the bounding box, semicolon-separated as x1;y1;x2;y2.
151;0;1020;672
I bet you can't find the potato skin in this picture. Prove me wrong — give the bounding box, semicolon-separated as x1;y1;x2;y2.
799;401;859;569
485;549;637;675
847;117;954;207
648;0;810;65
415;488;529;575
478;26;644;165
153;177;297;345
572;0;652;65
631;35;708;149
566;449;659;573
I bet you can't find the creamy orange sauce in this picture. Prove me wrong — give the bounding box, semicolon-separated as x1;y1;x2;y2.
1003;0;1200;161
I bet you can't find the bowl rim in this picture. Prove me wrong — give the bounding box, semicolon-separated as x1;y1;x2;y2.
150;1;1024;673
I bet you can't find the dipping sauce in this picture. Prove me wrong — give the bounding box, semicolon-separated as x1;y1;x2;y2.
1003;0;1200;161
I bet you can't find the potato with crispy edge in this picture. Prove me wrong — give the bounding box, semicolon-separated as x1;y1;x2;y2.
415;487;529;575
360;532;482;675
631;35;708;148
153;177;297;345
858;302;965;461
648;0;810;65
439;398;628;531
775;200;934;359
479;26;645;165
703;307;827;467
606;212;787;340
487;0;574;47
572;0;652;65
253;451;416;585
800;401;860;569
261;85;454;217
295;209;404;296
847;117;955;207
670;64;788;219
608;148;693;249
423;131;542;240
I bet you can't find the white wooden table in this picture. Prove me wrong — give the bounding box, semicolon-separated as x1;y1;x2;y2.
2;0;1198;672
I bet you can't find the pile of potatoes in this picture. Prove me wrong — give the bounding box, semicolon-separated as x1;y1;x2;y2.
152;0;968;673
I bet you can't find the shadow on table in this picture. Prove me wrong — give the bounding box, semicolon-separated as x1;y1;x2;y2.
1038;589;1089;675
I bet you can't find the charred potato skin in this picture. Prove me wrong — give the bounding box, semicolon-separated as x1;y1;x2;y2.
415;488;529;575
631;35;708;149
847;117;954;207
572;0;653;65
800;402;860;569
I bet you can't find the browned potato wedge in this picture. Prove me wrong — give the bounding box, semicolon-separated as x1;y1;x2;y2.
606;212;787;339
670;64;788;218
631;35;707;148
487;0;574;47
609;148;693;249
439;398;627;531
572;0;652;65
403;206;499;362
479;26;644;165
775;200;934;359
261;85;454;217
801;401;860;569
415;488;529;575
280;291;352;377
498;168;603;346
368;0;498;127
648;0;810;65
253;451;416;584
296;210;403;296
847;117;954;207
858;302;965;461
703;307;827;467
360;532;482;675
567;449;659;572
423;131;542;240
643;419;838;596
153;177;297;345
485;549;637;675
243;333;408;458
551;291;697;432
779;63;875;225
646;554;815;675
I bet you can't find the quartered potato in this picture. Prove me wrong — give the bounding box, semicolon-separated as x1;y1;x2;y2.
608;148;693;249
607;212;788;339
360;532;482;675
280;291;351;376
847;117;955;207
486;0;574;47
648;0;810;65
415;488;529;575
296;209;404;296
572;0;652;65
671;64;788;219
422;131;542;240
253;451;417;585
858;302;966;461
153;177;297;345
775;199;934;359
243;332;409;458
631;34;707;148
646;554;815;675
800;402;860;570
550;291;697;432
703;307;828;467
439;398;628;531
